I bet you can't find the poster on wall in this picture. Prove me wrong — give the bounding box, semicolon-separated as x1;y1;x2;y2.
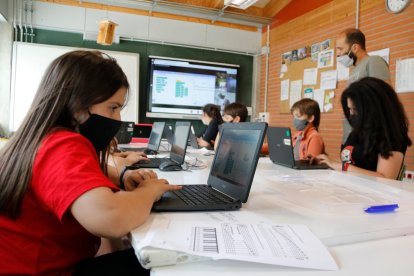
396;58;414;93
317;49;334;69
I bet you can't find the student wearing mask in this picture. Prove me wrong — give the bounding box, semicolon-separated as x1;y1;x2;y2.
314;77;411;180
197;104;223;148
291;99;325;160
214;103;248;151
0;51;180;275
336;28;391;144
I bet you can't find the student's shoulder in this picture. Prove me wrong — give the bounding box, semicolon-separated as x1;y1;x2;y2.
368;55;388;66
42;128;94;152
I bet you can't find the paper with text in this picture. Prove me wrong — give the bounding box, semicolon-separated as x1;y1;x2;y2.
136;212;338;270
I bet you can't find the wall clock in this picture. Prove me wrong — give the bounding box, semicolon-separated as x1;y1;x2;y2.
386;0;411;13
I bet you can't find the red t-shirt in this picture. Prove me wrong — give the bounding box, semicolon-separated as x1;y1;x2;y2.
0;129;119;275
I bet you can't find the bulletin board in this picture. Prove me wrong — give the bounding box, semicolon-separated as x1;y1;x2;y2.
279;38;337;114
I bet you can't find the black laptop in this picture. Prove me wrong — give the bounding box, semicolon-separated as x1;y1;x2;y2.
115;121;134;144
152;122;268;212
267;127;329;170
135;121;191;169
188;124;200;149
118;122;165;154
162;123;174;145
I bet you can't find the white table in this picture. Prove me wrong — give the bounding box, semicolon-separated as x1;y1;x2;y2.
130;150;414;276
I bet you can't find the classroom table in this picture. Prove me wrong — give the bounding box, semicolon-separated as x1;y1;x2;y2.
130;147;414;276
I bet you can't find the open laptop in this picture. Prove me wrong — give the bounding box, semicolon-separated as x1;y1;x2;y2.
152;122;268;212
267;126;329;170
115;121;134;144
118;122;165;154
135;121;191;169
188;124;200;149
162;123;174;145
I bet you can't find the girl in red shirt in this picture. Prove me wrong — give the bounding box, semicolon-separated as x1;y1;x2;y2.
0;51;180;275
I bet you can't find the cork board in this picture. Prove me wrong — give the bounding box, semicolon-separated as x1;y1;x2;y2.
279;39;336;114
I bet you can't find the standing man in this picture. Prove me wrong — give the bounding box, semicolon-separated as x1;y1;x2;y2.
336;28;391;143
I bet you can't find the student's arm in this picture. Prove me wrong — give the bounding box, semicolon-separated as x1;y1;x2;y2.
317;151;404;180
305;135;325;158
70;173;181;238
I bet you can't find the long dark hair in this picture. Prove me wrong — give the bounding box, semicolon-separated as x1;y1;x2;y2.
341;77;411;161
0;51;129;218
203;104;223;124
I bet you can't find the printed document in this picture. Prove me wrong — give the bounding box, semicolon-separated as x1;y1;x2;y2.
135;211;338;270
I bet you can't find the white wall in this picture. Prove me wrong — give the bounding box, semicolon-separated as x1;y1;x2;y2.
31;1;262;54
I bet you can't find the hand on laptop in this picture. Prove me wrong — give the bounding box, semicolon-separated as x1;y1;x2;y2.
114;151;149;166
313;154;341;171
123;169;182;201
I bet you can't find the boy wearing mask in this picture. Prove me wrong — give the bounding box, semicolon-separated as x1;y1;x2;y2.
291;99;325;160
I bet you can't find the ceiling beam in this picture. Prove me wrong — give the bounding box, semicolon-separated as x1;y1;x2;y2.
263;0;292;18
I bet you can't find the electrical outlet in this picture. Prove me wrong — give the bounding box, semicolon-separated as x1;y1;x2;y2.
258;112;269;123
403;170;414;182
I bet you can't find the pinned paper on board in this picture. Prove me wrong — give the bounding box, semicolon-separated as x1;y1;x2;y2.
281;79;290;100
313;89;325;111
336;61;349;80
304;88;314;99
289;80;302;108
317;49;334;68
396;58;414;93
320;70;337;90
303;68;318;85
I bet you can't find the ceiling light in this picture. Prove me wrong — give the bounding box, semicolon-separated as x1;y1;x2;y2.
224;0;259;9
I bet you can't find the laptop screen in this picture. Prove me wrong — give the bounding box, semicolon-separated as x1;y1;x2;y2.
209;122;267;203
147;122;165;151
170;121;191;164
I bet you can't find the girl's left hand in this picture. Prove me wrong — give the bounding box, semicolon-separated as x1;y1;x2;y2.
316;154;342;171
114;151;149;165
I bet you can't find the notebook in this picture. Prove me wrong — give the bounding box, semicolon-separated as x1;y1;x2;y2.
118;122;165;154
267;126;329;170
152;122;268;212
136;121;191;169
115;121;134;144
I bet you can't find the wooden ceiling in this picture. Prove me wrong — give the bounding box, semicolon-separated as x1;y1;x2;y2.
161;0;293;19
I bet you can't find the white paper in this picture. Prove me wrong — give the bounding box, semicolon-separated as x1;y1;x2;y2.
289;80;302;108
324;103;333;112
281;63;288;73
313;89;325;112
396;58;414;93
317;49;334;68
304;88;314;99
136;212;338;270
303;68;318;85
281;79;290;100
320;70;337;90
336;61;349;80
369;48;390;64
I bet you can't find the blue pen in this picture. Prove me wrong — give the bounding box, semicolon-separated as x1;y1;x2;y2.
364;204;399;213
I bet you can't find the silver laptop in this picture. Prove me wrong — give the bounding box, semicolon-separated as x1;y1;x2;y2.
152;122;268;212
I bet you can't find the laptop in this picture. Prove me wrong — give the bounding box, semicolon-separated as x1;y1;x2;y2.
118;122;165;154
162;123;174;145
152;122;268;212
267;127;329;170
115;121;134;144
188;124;200;149
135;121;191;169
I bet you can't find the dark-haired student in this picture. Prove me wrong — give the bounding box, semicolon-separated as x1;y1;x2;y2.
197;104;223;148
0;50;180;275
291;98;325;160
314;77;411;180
213;102;248;151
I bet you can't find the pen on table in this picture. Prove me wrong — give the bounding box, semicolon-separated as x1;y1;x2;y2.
364;204;399;213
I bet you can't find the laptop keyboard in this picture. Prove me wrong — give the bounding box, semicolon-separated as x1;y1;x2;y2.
173;185;234;206
136;158;170;166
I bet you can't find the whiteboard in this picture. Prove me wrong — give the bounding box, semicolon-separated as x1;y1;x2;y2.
10;42;139;131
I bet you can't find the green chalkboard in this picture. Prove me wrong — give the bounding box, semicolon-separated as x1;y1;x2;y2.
31;28;253;132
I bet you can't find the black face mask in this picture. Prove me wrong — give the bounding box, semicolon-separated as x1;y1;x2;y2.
79;113;122;152
348;114;358;127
